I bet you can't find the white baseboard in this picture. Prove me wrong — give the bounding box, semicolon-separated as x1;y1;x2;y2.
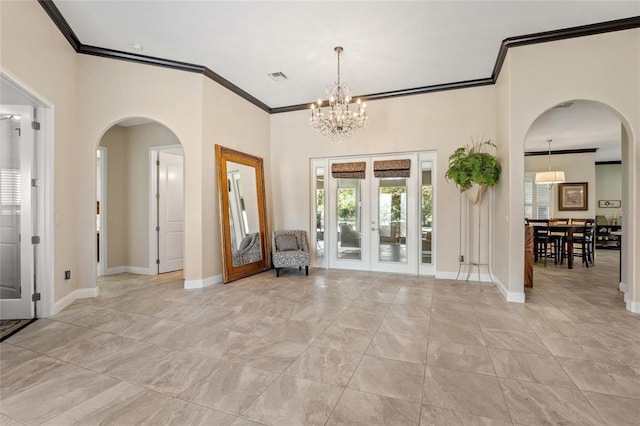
52;287;98;316
619;281;627;292
625;293;640;313
105;266;152;276
493;277;526;303
435;270;524;303
435;271;494;284
184;274;222;289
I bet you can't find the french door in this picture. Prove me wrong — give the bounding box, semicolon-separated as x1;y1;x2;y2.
0;106;35;319
319;152;434;275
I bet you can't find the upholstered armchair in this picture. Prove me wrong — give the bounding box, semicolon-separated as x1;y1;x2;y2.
232;232;262;267
272;230;310;277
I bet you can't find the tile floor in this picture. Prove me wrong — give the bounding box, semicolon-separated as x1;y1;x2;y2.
1;250;639;425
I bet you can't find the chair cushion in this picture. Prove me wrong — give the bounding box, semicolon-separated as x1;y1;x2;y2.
238;234;253;251
276;234;298;251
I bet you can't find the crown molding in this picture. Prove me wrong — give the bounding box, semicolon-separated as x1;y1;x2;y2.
525;148;598;156
37;0;271;113
38;1;640;114
39;0;80;51
270;78;494;114
491;16;640;81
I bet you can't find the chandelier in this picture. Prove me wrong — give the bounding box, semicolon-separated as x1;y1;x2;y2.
535;139;566;185
310;46;367;142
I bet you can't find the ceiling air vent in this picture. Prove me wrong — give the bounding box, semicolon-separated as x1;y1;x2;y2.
268;72;288;82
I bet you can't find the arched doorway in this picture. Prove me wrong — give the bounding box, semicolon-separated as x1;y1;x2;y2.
523;99;629;308
96;118;185;278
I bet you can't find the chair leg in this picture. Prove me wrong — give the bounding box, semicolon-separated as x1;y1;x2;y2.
305;266;308;276
276;268;281;277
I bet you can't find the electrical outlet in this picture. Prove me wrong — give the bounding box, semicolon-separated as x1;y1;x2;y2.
65;270;71;280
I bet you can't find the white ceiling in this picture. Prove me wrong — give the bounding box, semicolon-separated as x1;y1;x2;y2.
49;1;638;160
525;101;623;162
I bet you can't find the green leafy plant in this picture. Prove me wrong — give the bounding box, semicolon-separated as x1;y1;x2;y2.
445;138;501;191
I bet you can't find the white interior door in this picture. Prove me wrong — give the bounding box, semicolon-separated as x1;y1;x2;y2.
1;106;34;319
158;150;184;273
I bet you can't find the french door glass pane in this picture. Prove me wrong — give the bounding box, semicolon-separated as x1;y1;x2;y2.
337;178;361;260
315;167;324;257
0;116;21;299
421;161;433;265
378;177;407;263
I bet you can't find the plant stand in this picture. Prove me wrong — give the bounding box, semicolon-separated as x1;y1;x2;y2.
455;191;494;283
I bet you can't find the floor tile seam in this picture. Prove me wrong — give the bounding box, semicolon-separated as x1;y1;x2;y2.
172;380;248;419
477;327;550;355
0;412;27;425
420;402;511;424
344;381;424;406
489;369;581;391
492;370;517;424
579;388;640;402
539;346;629;367
418;324;431;422
424;363;498;379
499;377;609;425
131;378;243;420
364;346;427;366
321;383;347;425
552;354;634;369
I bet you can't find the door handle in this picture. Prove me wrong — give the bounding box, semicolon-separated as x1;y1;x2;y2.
371;227;379;231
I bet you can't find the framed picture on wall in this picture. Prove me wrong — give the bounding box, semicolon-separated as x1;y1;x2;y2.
598;200;621;208
558;182;588;211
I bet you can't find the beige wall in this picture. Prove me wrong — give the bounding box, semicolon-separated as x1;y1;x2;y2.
1;0;78;303
505;29;639;309
201;78;271;280
99;126;128;268
595;163;623;222
271;86;496;276
525;152;596;219
493;54;513;299
75;55;205;289
99;122;180;271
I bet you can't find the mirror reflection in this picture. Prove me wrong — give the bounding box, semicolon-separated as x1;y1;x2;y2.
227;161;262;266
215;145;269;283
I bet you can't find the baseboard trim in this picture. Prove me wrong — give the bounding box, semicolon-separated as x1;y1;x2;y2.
619;281;627;292
105;266;152;275
184;274;222;289
435;271;494;283
624;292;639;313
435;270;524;303
493;278;526;303
52;287;98;316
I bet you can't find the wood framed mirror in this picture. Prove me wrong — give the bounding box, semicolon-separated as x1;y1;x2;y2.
215;145;270;283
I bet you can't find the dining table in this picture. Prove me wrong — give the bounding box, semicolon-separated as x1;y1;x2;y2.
529;223;585;269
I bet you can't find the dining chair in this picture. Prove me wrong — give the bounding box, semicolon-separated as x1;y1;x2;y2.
571;218;595;267
550;218;569;263
527;219;560;266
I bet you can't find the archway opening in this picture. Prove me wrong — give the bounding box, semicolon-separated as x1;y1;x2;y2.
523;99;628;309
96;117;185;280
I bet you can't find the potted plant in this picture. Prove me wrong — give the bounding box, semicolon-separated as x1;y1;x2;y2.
445;138;501;204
